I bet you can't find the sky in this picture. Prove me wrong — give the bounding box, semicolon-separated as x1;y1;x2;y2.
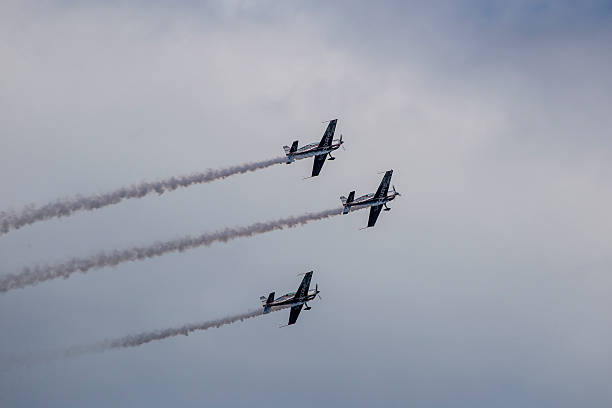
1;0;612;406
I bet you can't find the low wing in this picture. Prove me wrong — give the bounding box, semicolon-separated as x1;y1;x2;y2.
374;170;393;199
367;205;383;228
317;119;337;148
288;304;303;325
312;154;327;177
294;271;313;300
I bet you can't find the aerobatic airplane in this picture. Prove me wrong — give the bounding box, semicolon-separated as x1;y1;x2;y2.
340;170;401;228
260;271;320;326
283;119;344;177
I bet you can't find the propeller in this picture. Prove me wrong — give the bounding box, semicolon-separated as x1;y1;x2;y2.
339;134;346;150
392;185;401;196
315;284;322;300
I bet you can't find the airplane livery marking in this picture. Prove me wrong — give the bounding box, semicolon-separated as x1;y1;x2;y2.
283;119;344;177
341;170;401;228
261;271;319;326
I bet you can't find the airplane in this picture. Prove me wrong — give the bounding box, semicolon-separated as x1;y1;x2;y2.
260;271;320;326
283;119;344;177
340;170;401;228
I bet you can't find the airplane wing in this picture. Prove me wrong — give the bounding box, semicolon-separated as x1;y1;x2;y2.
374;170;393;199
367;205;383;228
288;304;303;325
294;271;313;299
317;119;337;148
312;154;327;177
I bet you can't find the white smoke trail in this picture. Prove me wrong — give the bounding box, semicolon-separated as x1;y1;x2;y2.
66;306;288;357
0;156;286;235
0;207;343;293
2;306;286;368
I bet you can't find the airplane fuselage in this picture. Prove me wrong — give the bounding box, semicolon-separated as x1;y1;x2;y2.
345;192;399;212
285;140;342;164
263;289;318;312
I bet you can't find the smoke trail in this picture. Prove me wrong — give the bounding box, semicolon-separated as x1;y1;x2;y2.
66;306;287;357
0;207;343;293
2;307;286;368
0;156;286;235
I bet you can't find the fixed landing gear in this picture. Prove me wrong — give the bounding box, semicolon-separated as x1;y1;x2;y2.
328;153;336;160
383;204;391;211
304;303;312;310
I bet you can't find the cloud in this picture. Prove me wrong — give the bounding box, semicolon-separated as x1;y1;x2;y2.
1;2;611;407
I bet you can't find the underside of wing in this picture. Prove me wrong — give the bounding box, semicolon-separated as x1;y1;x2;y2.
288;304;303;325
294;271;313;299
374;170;393;199
367;205;383;228
312;154;327;177
318;119;337;148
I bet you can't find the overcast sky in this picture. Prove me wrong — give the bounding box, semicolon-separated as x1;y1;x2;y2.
1;1;612;407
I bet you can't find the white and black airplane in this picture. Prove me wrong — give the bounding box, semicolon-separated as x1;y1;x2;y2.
260;271;320;326
340;170;401;228
283;119;344;177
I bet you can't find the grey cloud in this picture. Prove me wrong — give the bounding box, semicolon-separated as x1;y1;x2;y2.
1;1;611;407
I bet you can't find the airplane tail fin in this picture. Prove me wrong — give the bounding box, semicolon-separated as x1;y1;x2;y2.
283;141;298;154
263;292;275;313
283;141;298;163
342;191;355;214
290;141;298;153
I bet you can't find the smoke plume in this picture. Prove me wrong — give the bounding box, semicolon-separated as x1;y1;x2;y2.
2;306;287;368
0;156;286;235
66;306;287;357
0;207;343;292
